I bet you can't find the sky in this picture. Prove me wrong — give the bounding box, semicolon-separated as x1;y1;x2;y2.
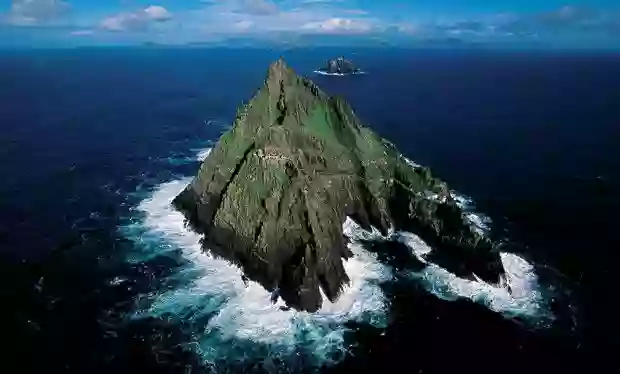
0;0;619;48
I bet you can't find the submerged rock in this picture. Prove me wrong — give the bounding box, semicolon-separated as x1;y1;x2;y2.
173;58;503;312
317;56;361;75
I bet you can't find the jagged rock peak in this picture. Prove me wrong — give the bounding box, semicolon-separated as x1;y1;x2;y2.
266;57;295;87
268;57;289;75
259;57;327;128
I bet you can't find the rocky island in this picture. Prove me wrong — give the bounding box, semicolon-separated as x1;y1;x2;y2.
316;56;362;75
173;58;504;312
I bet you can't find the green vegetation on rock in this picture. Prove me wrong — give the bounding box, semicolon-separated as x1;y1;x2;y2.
173;58;503;312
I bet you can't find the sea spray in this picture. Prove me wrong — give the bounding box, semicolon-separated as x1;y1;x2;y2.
123;164;393;367
122;146;557;369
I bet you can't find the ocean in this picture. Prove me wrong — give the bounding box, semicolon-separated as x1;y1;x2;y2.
1;47;617;374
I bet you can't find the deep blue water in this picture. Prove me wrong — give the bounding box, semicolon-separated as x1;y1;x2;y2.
1;47;618;373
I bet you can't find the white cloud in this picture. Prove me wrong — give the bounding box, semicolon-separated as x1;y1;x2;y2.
4;0;69;26
100;13;140;32
187;0;382;38
100;5;172;32
301;17;373;34
144;5;172;22
300;0;346;4
233;20;254;31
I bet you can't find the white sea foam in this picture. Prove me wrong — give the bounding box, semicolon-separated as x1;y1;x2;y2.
450;192;493;235
346;152;548;322
392;232;433;263
313;70;367;76
391;164;545;320
400;230;549;322
420;187;492;235
343;209;548;322
125;146;553;367
451;193;472;209
402;156;422;170
399;155;493;236
195;147;212;162
125;171;392;365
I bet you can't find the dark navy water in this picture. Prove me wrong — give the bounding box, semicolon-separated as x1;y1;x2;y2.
1;47;617;373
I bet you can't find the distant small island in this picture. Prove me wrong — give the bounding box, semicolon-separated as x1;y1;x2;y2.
315;57;363;76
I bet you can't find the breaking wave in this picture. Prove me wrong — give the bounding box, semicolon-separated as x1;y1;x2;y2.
404;238;551;324
121;147;557;369
346;218;552;326
399;156;551;324
451;193;493;235
402;156;492;235
123;149;393;367
195;147;212;162
402;156;422;170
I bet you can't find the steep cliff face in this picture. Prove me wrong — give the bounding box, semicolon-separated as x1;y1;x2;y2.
173;58;502;312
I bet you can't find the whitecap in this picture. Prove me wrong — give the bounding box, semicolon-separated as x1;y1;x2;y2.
107;276;128;286
398;156;493;236
313;70;367;76
343;215;550;323
398;230;551;324
389;158;553;323
392;231;433;263
162;143;215;166
343;210;549;324
195;147;213;162
401;156;422;170
449;192;493;235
